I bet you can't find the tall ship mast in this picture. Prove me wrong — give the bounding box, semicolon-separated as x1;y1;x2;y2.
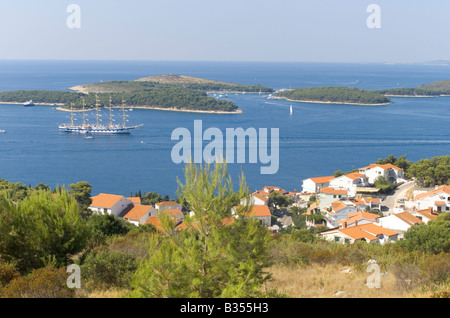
59;96;143;134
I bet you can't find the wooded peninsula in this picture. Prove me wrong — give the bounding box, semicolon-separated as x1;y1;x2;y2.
0;75;274;113
275;87;392;105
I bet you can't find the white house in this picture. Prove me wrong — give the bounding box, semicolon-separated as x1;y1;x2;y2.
356;223;399;244
409;208;439;224
244;205;272;227
338;211;381;227
318;187;348;209
320;222;398;245
377;212;424;239
119;204;153;226
89;193;132;217
413;185;450;212
323;200;358;228
251;192;270;206
302;176;335;194
329;172;370;197
320;225;379;244
358;163;404;185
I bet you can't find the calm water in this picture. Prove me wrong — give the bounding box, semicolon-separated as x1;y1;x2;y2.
0;61;449;196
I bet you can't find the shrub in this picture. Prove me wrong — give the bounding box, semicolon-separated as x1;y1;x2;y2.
0;262;20;288
81;250;138;289
1;265;74;298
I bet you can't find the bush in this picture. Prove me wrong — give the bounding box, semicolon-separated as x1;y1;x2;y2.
1;265;74;298
398;213;450;254
0;262;20;288
87;214;135;243
81;250;138;289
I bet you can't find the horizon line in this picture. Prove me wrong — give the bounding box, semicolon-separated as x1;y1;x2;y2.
0;59;448;65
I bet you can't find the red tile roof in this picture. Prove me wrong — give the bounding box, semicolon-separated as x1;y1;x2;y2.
127;197;141;205
121;204;152;221
156;201;181;208
358;223;398;237
395;212;424;225
412;208;438;220
310;176;335;184
415;185;450;201
360;163;402;171
320;187;348;195
339;227;378;241
247;205;271;217
253;192;269;202
90;193;125;209
160;208;183;218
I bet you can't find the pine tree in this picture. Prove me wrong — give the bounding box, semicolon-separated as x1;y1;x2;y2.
129;162;272;298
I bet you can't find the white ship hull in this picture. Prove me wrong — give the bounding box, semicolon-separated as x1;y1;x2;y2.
59;124;141;134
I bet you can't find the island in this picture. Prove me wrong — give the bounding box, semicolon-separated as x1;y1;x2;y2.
375;80;450;97
0;75;274;114
275;87;392;105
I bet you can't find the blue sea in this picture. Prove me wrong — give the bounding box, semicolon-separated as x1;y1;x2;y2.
0;60;449;197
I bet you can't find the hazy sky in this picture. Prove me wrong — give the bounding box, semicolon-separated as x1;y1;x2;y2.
1;0;450;63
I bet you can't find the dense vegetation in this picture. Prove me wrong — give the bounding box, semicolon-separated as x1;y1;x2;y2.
276;87;391;105
407;156;450;187
375;80;450;96
0;87;239;112
0;75;274;113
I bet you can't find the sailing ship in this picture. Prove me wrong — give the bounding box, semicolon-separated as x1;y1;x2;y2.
290;105;293;115
59;96;143;134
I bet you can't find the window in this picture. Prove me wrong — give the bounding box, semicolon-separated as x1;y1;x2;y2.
334;236;340;242
344;238;350;243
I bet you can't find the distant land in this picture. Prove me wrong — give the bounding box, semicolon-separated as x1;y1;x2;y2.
0;75;274;114
275;87;392;105
3;76;450;110
375;80;450;97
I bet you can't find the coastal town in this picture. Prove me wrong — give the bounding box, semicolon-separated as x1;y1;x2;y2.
88;160;448;245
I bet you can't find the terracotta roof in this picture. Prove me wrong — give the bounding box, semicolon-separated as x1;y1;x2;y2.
156;201;181;208
412;208;438;220
90;193;125;209
160;208;183;218
395;212;424;226
310;176;335;184
127;197;141;204
347;211;380;222
414;185;450;201
121;204;152;221
247;205;271;217
363;197;381;204
320;187;348;195
330;201;348;212
435;201;446;206
360;163;402;171
358;223;398;237
352;198;366;205
344;172;367;180
253;192;269;202
339;227;378;241
145;216;164;232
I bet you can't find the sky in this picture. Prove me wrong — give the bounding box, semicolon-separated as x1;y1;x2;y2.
1;0;450;63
